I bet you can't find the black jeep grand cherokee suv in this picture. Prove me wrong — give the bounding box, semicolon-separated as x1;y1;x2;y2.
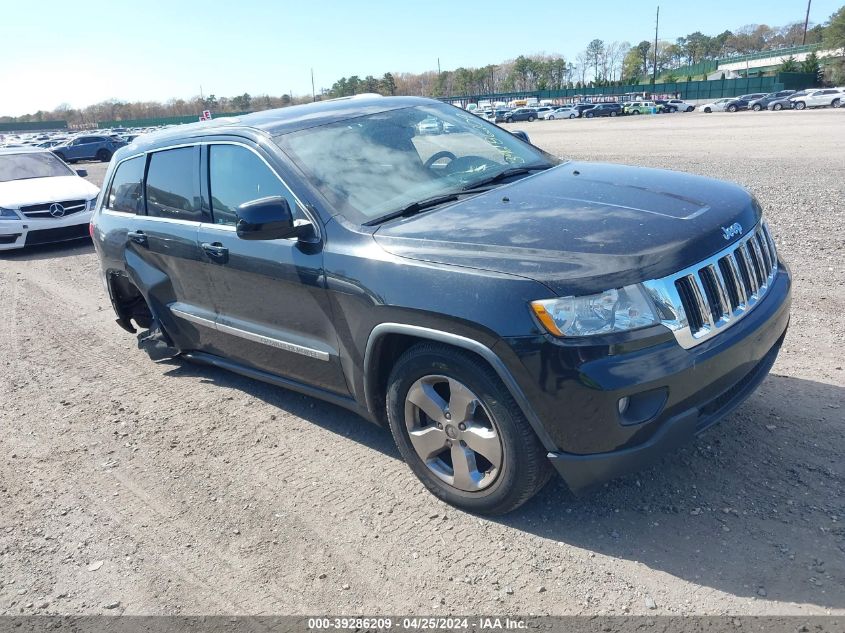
92;96;791;514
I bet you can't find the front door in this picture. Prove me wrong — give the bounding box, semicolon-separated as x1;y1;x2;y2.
195;142;348;396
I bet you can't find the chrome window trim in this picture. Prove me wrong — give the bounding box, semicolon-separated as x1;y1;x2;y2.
642;221;778;349
170;303;330;361
100;140;321;240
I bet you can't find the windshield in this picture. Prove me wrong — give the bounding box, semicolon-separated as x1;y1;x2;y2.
0;152;74;183
275;103;558;223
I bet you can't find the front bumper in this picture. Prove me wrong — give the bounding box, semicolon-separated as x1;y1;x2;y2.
501;264;791;493
0;210;92;251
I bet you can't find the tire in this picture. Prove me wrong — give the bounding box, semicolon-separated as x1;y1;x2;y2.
773;103;783;111
686;106;694;112
704;107;712;113
833;98;841;108
505;118;512;124
527;116;535;122
54;152;66;162
569;113;576;119
547;115;555;120
727;105;737;112
585;112;594;118
669;107;677;113
752;104;762;111
96;149;112;162
386;343;552;515
610;111;617;117
794;101;806;110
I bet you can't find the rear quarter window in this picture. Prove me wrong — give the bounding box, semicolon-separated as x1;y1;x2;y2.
107;156;145;214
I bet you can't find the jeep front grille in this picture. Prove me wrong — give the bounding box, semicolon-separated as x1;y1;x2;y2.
19;199;87;219
642;222;778;349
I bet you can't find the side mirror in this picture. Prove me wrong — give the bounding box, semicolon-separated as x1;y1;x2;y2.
511;130;530;144
235;196;310;241
76;169;88;177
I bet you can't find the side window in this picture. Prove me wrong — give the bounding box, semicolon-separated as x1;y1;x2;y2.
145;147;204;221
107;156;145;214
208;144;301;227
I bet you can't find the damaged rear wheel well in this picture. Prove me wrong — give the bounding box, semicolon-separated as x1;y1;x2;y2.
108;273;153;331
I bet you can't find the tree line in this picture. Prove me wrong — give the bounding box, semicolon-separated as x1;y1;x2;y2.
3;6;843;126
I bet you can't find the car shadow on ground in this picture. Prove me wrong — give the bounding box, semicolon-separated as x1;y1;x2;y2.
160;357;402;460
0;239;93;261
499;374;845;609
160;358;844;609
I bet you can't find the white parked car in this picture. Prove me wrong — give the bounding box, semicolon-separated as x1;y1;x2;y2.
0;148;99;251
663;99;695;112
790;88;844;110
545;106;577;120
699;98;733;113
533;106;554;118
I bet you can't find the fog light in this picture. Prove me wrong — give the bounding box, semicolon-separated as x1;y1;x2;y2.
617;397;630;415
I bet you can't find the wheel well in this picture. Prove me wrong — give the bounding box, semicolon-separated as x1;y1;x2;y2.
108;273;153;331
366;333;424;425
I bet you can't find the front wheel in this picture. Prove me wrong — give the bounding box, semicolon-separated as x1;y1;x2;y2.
686;106;694;112
386;343;552;515
585;112;594;118
547;115;555;120
96;149;112;162
569;113;576;119
794;101;806;110
704;107;712;113
527;115;535;122
832;98;841;108
54;152;66;162
752;104;762;111
505;118;512;123
727;105;737;112
610;111;617;117
773;103;783;111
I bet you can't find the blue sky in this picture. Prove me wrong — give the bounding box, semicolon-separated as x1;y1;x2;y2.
2;0;840;116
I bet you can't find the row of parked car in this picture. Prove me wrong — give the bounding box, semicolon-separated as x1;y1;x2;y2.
699;87;845;113
0;126;157;162
474;87;843;124
476;97;699;122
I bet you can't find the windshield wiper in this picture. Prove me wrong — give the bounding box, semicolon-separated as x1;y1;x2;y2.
461;164;552;193
363;193;460;226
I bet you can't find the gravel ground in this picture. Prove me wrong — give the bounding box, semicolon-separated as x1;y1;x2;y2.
1;109;843;617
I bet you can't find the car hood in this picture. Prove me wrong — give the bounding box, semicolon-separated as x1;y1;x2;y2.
0;175;100;208
373;162;762;296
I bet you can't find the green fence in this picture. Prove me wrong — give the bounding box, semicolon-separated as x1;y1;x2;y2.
717;44;820;66
0;120;68;132
97;111;252;129
450;73;818;104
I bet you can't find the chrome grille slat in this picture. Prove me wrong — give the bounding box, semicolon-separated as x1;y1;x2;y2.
724;252;748;307
706;263;732;320
642;220;779;349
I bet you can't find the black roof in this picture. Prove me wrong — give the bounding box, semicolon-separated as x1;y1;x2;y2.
123;95;438;154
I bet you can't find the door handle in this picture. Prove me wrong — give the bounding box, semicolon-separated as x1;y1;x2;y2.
127;230;147;246
201;242;229;262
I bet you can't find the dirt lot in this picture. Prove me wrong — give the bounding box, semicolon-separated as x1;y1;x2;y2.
1;110;843;617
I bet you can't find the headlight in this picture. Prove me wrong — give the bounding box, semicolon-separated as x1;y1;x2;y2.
0;207;21;221
531;284;658;337
88;197;99;211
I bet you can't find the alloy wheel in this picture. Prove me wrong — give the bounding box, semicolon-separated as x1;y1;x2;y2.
403;375;503;492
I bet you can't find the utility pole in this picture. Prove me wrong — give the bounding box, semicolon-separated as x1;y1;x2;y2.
311;68;316;102
652;5;659;86
438;58;441;75
802;0;812;45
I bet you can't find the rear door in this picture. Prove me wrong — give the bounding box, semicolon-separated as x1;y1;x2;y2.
196;141;348;395
129;145;218;351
